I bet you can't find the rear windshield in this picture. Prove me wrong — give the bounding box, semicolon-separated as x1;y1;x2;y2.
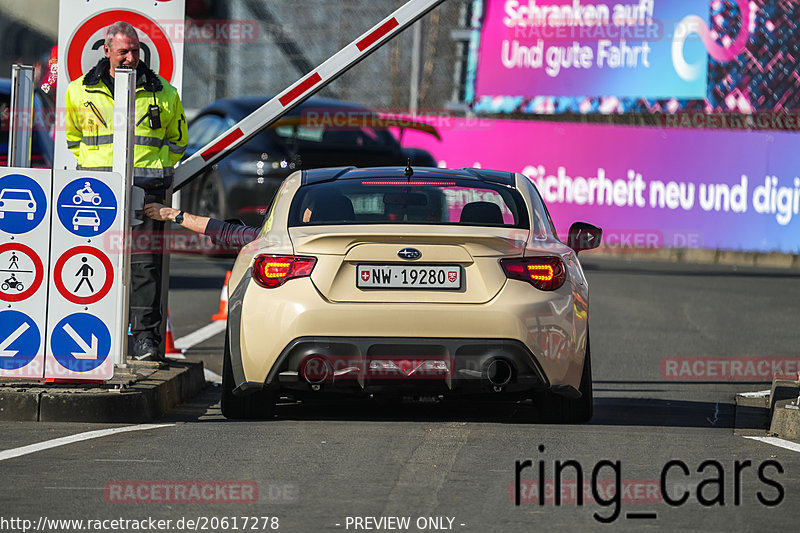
272;123;398;149
288;178;529;228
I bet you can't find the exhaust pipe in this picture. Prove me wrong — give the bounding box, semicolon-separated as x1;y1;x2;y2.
486;359;513;390
301;356;330;385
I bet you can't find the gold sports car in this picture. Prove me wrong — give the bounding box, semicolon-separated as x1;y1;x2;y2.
222;166;601;421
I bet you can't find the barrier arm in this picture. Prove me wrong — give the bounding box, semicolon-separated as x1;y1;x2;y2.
173;0;446;190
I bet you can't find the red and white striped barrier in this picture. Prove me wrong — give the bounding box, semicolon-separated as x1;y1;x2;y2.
174;0;446;190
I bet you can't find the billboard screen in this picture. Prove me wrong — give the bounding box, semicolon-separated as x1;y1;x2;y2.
469;0;799;115
474;0;709;99
399;118;800;253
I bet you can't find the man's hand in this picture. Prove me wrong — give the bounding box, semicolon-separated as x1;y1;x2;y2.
144;202;178;222
144;202;211;235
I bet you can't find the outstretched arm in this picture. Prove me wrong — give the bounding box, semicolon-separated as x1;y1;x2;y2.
144;203;260;247
144;203;209;234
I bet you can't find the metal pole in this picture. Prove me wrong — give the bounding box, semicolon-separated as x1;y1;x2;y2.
8;64;34;167
111;68;136;368
409;21;422;115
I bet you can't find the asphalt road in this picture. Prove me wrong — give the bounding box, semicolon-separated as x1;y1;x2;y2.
1;254;799;532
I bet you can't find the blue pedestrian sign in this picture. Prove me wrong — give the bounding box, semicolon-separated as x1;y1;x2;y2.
0;310;41;371
56;178;117;237
0;174;48;235
50;313;112;372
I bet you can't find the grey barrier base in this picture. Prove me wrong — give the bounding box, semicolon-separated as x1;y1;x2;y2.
0;361;205;423
735;376;800;442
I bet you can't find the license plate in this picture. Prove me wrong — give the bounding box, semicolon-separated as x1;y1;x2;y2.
357;265;462;289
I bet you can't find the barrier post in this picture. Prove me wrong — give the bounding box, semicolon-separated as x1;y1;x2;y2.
8;64;35;168
111;68;136;367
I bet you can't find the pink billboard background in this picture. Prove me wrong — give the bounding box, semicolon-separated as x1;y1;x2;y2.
397;117;800;253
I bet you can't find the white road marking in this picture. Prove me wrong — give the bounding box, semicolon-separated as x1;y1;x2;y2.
173;321;225;350
166;321;226;383
94;458;165;462
44;487;104;490
739;390;771;398
0;424;174;462
743;436;800;453
204;369;223;384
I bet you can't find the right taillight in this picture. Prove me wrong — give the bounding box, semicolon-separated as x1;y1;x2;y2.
500;256;566;291
252;254;317;288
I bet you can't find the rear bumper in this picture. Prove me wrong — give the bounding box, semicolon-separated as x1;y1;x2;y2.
228;268;588;398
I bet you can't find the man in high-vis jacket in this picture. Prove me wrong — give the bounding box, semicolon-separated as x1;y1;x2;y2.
65;21;188;360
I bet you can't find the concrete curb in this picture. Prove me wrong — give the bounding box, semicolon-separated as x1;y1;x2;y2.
734;392;770;436
0;361;205;423
735;377;800;441
768;377;800;440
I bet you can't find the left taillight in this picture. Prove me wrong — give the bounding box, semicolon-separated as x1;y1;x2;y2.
252;254;317;288
500;256;566;291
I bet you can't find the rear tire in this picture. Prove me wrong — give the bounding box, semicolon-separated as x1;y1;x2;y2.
221;330;276;420
535;336;593;423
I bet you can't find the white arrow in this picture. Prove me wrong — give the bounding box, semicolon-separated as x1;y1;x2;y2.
0;322;30;357
62;323;98;360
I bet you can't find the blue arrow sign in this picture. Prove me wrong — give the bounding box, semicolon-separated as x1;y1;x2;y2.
56;178;117;237
50;313;112;372
0;310;41;371
0;174;48;235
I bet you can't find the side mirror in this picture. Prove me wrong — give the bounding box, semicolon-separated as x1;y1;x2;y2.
568;222;602;252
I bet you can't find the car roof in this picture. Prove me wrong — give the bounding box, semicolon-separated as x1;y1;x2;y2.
302;166;516;187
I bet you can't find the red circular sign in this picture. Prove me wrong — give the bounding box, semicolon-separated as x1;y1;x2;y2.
0;243;44;302
53;246;114;305
66;10;175;82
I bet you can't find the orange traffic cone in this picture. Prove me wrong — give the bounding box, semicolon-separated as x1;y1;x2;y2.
165;312;183;357
212;271;231;321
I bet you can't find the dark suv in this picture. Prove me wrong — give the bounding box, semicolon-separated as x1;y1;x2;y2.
179;96;438;227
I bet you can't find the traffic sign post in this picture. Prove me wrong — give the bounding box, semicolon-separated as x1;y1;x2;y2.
0;168;52;379
8;65;34;168
44;170;124;380
111;67;136;367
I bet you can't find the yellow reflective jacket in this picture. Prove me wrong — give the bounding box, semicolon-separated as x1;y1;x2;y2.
64;59;188;190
